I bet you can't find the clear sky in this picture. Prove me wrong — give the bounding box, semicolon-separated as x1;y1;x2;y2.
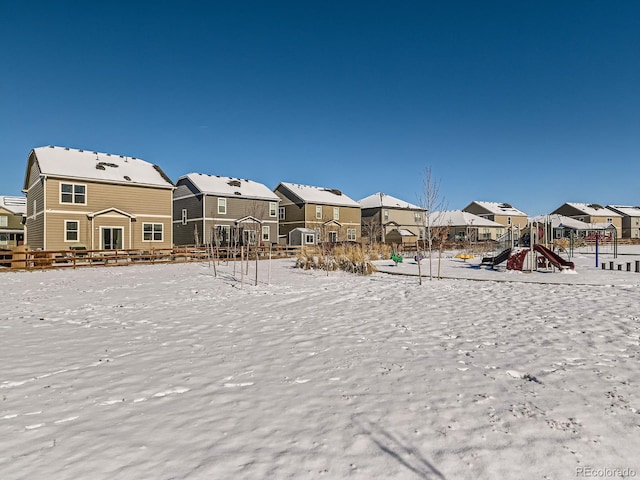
1;1;638;215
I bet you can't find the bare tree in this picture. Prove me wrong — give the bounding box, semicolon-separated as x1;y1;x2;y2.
361;215;383;245
418;167;446;281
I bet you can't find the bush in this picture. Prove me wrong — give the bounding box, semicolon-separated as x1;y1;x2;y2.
295;244;377;275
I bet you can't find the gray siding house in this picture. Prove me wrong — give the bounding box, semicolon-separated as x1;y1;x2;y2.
173;173;280;246
359;192;426;244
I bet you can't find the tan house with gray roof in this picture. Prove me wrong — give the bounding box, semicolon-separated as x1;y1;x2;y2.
274;182;361;244
606;205;640;239
463;201;528;230
23;146;174;251
551;203;622;238
0;196;26;248
359;192;426;244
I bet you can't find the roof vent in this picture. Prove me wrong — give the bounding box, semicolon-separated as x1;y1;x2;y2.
124;175;131;181
234;191;242;195
587;203;603;210
499;203;512;209
79;149;84;152
96;162;119;169
49;145;55;148
96;164;106;171
323;188;342;196
227;180;241;187
64;147;69;150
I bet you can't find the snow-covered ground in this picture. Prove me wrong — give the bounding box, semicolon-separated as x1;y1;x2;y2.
1;248;639;479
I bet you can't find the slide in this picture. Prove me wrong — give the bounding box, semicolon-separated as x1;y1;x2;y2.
481;248;511;268
533;244;574;270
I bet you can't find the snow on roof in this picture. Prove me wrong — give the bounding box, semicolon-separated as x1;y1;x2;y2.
396;229;416;236
606;205;640;217
470;201;527;216
565;202;621;217
278;182;359;207
0;196;26;214
31;146;174;188
358;192;422;210
182;173;280;201
530;214;615;231
429;210;504;228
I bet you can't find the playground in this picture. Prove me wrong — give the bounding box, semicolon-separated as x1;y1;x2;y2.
375;244;640;286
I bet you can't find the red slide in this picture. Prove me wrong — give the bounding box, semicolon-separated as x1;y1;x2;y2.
533;244;574;270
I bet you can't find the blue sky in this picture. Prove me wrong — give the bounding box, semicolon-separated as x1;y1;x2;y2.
1;1;639;215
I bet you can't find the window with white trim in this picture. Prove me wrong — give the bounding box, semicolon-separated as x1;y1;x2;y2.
0;215;7;227
414;212;422;222
60;183;86;204
606;218;612;223
383;209;389;222
218;198;227;215
269;202;277;217
65;220;79;242
181;209;187;225
507;216;511;225
304;233;315;244
0;233;7;245
214;225;230;245
347;228;356;241
262;226;270;242
278;207;285;220
333;207;339;220
143;223;163;241
316;205;322;219
328;231;338;243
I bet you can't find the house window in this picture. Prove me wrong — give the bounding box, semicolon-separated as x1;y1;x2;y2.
279;207;285;220
244;229;256;245
60;183;86;204
0;233;7;245
347;228;356;241
181;209;187;225
414;212;422;223
606;218;612;223
65;220;79;242
333;207;339;220
507;216;511;225
383;209;389;222
214;225;230;245
143;223;163;241
304;233;315;244
316;205;322;219
0;215;7;227
218;198;227;215
269;202;277;217
262;226;270;242
328;231;338;243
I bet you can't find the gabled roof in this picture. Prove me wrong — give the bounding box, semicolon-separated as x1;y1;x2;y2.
25;146;174;189
429;210;504;228
559;202;621;217
606;205;640;217
358;192;422;210
531;214;616;231
465;201;527;216
0;196;26;214
276;182;359;207
180;173;280;201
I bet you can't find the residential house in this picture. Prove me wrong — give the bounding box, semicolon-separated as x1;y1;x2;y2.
462;201;528;231
606;206;640;239
429;210;505;242
173;173;280;246
0;196;26;248
274;182;361;244
530;214;615;242
359;192;426;244
23;146;174;251
550;203;622;238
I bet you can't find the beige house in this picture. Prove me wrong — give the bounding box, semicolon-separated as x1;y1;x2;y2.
606;205;640;239
23;146;174;251
0;196;26;248
359;192;426;244
551;203;622;239
429;210;505;242
463;201;528;230
173;173;280;246
274;182;361;244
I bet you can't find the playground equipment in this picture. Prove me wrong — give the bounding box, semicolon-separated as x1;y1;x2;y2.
506;244;574;271
455;253;475;262
480;248;511;269
391;252;403;265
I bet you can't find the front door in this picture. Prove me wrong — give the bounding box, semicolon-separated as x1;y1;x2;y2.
102;227;124;250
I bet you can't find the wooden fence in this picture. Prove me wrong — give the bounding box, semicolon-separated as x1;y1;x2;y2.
0;245;302;272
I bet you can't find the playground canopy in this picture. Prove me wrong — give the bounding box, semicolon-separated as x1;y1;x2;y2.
530;214;617;241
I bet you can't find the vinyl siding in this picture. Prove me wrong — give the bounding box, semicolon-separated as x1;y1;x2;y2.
24;162;45;249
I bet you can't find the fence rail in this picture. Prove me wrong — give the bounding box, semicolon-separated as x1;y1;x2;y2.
0;245;302;271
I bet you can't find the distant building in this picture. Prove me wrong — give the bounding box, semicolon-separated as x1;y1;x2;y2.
173;173;280;246
274;182;361;244
551;203;622;238
359;192;426;244
462;201;528;230
429;210;505;242
606;205;640;239
23;146;174;250
0;196;26;248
